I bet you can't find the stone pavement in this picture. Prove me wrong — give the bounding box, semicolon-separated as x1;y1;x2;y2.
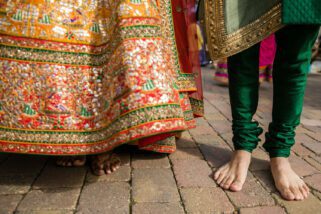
1;68;321;214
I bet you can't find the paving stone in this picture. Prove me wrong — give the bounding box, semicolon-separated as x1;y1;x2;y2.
303;156;321;171
189;122;216;137
226;176;275;207
292;142;315;157
250;148;270;171
181;187;234;213
172;159;216;188
77;182;130;214
132;153;170;168
16;211;74;214
132;203;184;214
208;120;232;135
205;112;226;121
296;133;318;144
0;155;46;176
132;168;180;203
295;125;312;134
176;132;197;148
169;148;203;160
0;194;23;214
305;174;321;192
311;155;321;164
17;188;80;212
33;162;87;189
220;132;234;148
304;125;321;133
199;143;232;168
254;170;277;193
289;155;319;177
117;152;131;166
313;190;321;201
0;175;35;194
193;133;223;146
86;166;131;183
239;206;286;214
256;111;272;122
301;119;321;127
273;193;321;214
302;141;321;155
213;102;232;120
307;132;321;143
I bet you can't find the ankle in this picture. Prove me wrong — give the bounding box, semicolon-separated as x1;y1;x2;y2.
270;157;291;170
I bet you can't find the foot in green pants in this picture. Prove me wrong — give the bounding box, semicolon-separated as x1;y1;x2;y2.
213;25;319;201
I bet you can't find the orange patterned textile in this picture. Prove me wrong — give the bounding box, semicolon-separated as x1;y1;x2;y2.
0;0;203;155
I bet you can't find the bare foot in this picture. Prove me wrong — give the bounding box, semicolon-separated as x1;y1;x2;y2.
213;150;251;191
90;152;121;176
271;157;309;201
56;156;86;167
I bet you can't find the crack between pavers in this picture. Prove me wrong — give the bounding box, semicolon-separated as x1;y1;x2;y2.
73;168;89;214
168;155;189;214
13;158;49;214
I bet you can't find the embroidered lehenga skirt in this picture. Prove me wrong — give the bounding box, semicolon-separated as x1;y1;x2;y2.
0;0;203;155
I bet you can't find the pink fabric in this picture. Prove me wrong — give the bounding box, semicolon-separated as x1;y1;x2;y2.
259;34;276;67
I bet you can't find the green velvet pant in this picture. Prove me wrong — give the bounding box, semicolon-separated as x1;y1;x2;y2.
227;25;320;158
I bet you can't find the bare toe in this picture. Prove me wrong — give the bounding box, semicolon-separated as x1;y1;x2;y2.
282;188;295;201
230;179;244;192
300;186;308;199
223;176;235;190
214;167;224;180
291;187;303;201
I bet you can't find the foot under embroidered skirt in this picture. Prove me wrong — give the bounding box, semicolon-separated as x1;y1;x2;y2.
0;0;203;155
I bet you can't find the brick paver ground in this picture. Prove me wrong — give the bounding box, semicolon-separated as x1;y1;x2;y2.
1;68;321;213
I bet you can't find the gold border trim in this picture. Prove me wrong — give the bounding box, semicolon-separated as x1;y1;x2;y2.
205;0;284;60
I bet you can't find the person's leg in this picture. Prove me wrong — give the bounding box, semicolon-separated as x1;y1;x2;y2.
265;25;320;200
214;43;263;191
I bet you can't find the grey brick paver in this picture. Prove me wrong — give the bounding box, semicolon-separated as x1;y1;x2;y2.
176;132;198;148
0;175;35;195
132;168;180;203
33;162;87;189
250;148;270;171
239;206;286;214
304;174;321;192
169;148;203;160
132;153;170;169
0;156;46;176
254;170;277;193
302;141;321;155
199;143;232;168
289;155;319;177
17;188;80;212
132;203;184;214
172;159;216;188
303;156;321;171
273;193;321;214
181;187;234;213
77;182;130;214
226;174;275;208
0;194;23;214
